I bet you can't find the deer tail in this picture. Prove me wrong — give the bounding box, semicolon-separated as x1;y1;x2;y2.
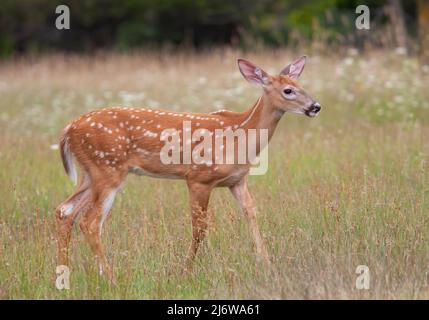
59;124;77;185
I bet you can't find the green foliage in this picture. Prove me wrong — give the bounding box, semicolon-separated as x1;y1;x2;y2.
0;0;418;56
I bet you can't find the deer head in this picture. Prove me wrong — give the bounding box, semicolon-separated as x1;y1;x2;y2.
237;56;321;117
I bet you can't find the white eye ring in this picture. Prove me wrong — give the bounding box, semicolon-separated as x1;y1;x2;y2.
282;87;296;99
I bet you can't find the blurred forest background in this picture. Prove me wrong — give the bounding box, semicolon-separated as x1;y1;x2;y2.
0;0;428;61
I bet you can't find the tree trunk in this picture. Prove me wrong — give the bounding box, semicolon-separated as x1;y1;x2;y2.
417;0;429;64
386;0;408;52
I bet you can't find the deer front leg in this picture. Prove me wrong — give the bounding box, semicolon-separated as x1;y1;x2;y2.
230;178;270;265
185;182;213;272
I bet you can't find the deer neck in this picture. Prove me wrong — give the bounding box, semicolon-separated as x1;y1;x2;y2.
239;94;283;142
236;95;284;161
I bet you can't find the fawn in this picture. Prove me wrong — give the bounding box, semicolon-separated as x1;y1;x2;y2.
55;56;321;282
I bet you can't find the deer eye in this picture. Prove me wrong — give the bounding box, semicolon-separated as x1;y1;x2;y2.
283;88;293;95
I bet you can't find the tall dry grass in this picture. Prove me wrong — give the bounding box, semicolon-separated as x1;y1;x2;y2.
0;48;428;299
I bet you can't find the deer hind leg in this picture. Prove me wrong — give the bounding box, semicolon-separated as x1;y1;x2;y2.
185;182;212;272
229;178;270;265
79;179;120;283
56;174;91;267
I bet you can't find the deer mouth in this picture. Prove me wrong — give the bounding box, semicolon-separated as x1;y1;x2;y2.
305;110;320;117
305;103;321;117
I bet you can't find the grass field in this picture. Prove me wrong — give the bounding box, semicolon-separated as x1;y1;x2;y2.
0;49;428;299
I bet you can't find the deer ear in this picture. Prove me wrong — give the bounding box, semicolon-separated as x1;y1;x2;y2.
280;56;307;80
237;59;269;86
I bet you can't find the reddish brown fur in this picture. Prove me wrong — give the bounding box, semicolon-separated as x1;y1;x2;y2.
55;60;317;282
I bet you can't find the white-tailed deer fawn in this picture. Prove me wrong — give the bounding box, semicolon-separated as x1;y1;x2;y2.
55;56;321;282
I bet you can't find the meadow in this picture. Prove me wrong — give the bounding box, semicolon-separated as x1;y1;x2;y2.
0;48;428;299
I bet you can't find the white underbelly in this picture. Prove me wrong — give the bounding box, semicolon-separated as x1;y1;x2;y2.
129;166;182;180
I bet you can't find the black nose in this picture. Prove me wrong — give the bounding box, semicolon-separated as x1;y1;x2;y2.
311;102;321;113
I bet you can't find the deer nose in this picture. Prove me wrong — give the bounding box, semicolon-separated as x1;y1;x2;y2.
311;102;321;113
